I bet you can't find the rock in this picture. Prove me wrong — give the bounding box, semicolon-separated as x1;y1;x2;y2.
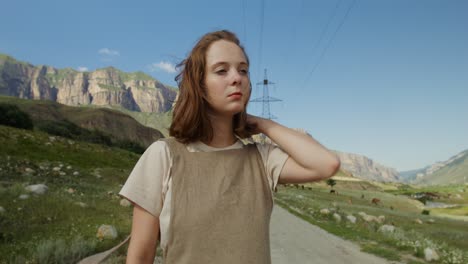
427;219;435;224
25;184;48;195
66;165;72;170
357;212;367;218
346;215;357;224
19;194;29;200
320;208;330;215
75;202;88;208
378;225;395;233
97;225;118;240
73;171;80;176
25;168;35;174
0;206;5;213
67;188;75;194
424;248;439;261
362;215;377;223
377;215;385;223
333;213;341;222
59;172;66;176
52;167;61;171
414;218;423;224
120;199;131;207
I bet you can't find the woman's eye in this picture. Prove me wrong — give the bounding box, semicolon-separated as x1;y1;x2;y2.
239;69;249;75
216;69;227;74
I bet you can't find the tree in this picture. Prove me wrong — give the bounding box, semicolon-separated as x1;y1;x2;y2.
326;178;336;190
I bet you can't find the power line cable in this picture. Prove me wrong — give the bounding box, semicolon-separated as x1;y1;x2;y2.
242;0;247;43
257;0;265;79
255;0;266;115
302;0;356;88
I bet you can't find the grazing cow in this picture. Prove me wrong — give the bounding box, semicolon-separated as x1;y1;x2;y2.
371;198;381;205
330;189;336;194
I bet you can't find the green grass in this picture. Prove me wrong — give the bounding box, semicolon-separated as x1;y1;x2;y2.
0;125;139;262
274;185;468;264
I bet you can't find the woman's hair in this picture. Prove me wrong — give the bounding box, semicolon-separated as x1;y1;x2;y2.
170;30;256;143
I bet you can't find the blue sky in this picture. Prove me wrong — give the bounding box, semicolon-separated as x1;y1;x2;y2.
1;0;467;171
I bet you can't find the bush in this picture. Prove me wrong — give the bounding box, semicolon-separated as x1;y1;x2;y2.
422;209;430;215
34;236;96;264
0;103;33;129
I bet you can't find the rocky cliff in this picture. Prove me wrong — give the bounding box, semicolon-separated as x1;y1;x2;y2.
334;151;400;182
0;54;177;113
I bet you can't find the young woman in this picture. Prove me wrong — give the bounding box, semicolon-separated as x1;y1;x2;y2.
119;30;340;264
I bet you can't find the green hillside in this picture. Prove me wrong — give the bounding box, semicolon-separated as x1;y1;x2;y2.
0;125;138;263
416;150;468;186
0;96;164;150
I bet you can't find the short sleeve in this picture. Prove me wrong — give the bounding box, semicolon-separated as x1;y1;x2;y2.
255;143;289;192
119;140;171;217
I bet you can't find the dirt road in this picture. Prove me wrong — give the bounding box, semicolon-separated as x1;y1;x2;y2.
270;205;398;264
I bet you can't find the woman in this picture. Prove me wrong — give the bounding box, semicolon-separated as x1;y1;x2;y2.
119;30;340;263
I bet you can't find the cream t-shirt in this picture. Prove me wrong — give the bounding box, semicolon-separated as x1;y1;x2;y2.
119;139;289;250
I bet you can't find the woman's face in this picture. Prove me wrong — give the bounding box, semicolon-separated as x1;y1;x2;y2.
204;40;250;117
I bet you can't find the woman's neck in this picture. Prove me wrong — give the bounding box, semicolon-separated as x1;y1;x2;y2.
203;113;237;148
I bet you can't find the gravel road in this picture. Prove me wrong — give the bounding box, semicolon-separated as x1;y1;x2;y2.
270;205;398;264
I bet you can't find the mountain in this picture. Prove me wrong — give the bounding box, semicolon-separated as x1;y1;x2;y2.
334;151;400;182
412;149;468;185
0;53;177;113
0;96;164;149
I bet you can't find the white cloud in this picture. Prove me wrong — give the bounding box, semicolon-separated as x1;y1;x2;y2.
98;48;120;56
149;61;176;74
77;66;89;72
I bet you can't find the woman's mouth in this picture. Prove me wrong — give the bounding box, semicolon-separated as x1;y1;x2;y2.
228;92;243;99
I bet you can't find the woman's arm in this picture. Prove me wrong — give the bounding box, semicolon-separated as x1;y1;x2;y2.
126;204;160;264
248;115;340;184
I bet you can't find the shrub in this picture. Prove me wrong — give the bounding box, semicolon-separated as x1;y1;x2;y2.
33;236;96;264
422;209;430;215
0;103;33;129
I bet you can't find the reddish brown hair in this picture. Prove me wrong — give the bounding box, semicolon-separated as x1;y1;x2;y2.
170;30;256;143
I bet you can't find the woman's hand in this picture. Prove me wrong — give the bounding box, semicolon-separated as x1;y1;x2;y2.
246;114;272;135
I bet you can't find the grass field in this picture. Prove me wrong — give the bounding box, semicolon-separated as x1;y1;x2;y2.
274;182;468;263
0;125;138;263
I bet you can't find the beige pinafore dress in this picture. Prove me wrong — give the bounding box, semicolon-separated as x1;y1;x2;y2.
162;138;273;264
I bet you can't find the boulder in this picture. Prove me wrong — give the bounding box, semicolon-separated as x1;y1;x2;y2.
333;213;342;222
120;199;131;207
75;202;88;208
19;194;29;200
346;215;356;224
97;225;118;240
378;225;395;233
25;184;48;195
424;248;439;262
377;215;385;223
320;208;330;215
363;215;377;223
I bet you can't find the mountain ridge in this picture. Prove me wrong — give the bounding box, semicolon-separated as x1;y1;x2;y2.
0;53;177;113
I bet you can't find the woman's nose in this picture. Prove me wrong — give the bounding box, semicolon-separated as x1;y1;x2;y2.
230;70;242;85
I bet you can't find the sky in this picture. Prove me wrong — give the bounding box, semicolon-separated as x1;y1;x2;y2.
1;0;467;172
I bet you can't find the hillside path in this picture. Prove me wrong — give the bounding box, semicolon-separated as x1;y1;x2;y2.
270;205;399;264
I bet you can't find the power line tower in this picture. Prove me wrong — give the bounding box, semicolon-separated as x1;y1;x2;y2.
250;69;281;119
